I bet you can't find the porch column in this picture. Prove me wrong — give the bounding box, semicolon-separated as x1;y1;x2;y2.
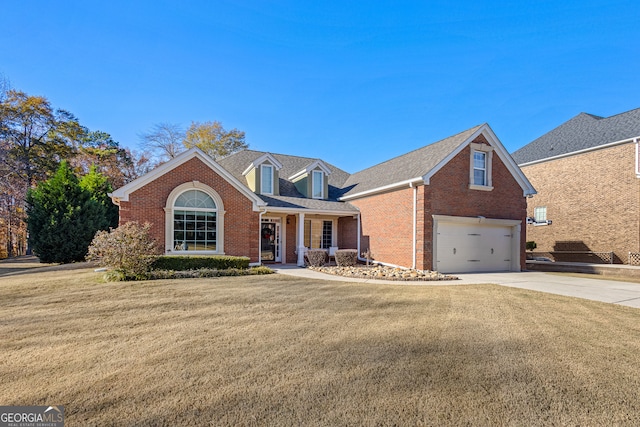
297;212;305;266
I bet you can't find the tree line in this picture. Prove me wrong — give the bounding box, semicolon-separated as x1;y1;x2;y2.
0;77;248;261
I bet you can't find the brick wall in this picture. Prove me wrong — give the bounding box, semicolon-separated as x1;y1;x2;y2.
349;187;416;268
521;143;640;264
118;157;260;262
337;216;358;250
349;142;528;271
426;144;528;270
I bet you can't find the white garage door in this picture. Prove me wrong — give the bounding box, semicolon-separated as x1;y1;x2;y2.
436;222;514;273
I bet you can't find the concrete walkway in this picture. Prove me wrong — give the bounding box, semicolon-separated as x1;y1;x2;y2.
272;265;640;308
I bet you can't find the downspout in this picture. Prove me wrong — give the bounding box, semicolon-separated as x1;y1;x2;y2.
411;182;417;269
357;213;362;262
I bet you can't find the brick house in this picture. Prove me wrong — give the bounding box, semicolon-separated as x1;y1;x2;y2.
511;107;640;264
111;123;535;273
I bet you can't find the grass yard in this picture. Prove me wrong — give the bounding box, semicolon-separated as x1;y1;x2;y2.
2;264;640;426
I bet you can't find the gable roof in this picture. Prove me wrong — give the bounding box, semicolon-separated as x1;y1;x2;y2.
217;150;359;213
218;150;351;200
109;148;266;210
512;108;640;165
340;124;535;199
340;125;482;198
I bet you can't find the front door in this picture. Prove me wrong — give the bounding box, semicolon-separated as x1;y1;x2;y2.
261;218;281;262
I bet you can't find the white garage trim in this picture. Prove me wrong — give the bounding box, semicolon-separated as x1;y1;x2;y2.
432;215;522;273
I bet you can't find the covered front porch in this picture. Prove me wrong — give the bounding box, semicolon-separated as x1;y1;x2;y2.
258;210;359;266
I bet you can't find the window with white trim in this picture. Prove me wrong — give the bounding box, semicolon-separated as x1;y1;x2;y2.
469;143;494;190
312;170;324;199
261;164;274;195
534;206;547;222
173;190;217;251
304;219;333;249
473;151;487;186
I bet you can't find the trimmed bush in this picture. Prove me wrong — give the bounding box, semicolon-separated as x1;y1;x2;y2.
306;249;327;267
147;265;274;280
335;249;358;267
87;222;160;280
151;255;250;271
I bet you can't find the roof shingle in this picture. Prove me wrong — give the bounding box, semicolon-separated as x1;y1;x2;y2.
511;108;640;165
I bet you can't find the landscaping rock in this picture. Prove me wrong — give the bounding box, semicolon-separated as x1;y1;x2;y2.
310;265;457;281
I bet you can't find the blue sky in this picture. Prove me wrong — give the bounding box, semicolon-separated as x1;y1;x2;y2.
2;0;639;172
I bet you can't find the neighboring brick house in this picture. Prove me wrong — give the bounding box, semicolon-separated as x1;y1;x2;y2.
111;123;535;273
511;107;640;264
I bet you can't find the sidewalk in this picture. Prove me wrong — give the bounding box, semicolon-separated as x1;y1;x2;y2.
272;265;640;308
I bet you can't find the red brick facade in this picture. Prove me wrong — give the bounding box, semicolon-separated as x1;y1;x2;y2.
522;142;640;263
115;129;530;271
118;157;261;262
350;143;528;270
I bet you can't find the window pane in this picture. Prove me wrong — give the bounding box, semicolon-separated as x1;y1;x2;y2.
261;165;273;194
312;171;323;198
474;169;486;186
174;208;216;251
474;152;486;169
175;190;216;209
322;221;332;249
534;206;547;222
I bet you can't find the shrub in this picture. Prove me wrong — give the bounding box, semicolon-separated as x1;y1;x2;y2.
147;265;274;280
335;249;358;267
87;222;160;280
26;161;108;263
526;241;537;251
151;255;250;271
306;249;327;267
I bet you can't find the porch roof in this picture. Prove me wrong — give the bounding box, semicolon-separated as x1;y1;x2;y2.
260;194;359;215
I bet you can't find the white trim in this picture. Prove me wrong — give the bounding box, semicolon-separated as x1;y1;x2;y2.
339;177;424;201
110;148;265;210
411;183;417;269
260;164;275;195
288;160;332;181
635;138;640;178
518;135;640;168
339;124;536;201
164;182;225;255
311;170;324;199
297;212;305;266
263;206;358;216
241;153;283;175
469;142;493;190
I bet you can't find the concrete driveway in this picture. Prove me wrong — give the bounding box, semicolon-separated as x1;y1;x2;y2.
273;266;640;308
455;271;640;308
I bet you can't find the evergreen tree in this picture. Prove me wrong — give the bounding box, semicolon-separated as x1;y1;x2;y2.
79;165;119;229
26;161;106;263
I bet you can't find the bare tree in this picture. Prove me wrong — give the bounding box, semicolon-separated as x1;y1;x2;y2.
138;122;185;162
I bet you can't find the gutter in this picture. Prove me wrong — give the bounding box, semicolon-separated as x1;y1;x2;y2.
518;135;640;168
339;177;424;201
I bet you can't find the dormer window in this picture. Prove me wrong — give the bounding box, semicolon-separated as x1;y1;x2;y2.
261;164;274;195
289;160;332;200
312;170;324;199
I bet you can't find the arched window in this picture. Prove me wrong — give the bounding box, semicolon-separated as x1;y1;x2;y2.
165;184;224;254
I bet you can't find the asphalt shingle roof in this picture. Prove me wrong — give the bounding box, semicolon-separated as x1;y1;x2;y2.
217;150;353;207
216;124;488;211
341;125;483;197
511;108;640;165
